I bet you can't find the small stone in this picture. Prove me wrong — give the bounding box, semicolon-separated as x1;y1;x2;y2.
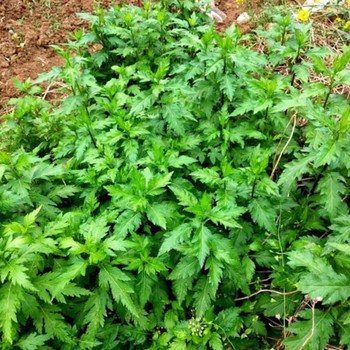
236;12;251;25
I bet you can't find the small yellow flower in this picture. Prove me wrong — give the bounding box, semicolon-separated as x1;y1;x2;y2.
347;0;350;7
344;21;350;30
297;9;310;22
334;17;344;24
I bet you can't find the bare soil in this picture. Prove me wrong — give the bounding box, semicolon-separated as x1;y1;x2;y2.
0;0;257;109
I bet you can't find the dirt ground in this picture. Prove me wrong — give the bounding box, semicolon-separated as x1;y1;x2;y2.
0;0;258;109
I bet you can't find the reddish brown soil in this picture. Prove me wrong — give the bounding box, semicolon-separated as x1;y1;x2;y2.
0;0;254;110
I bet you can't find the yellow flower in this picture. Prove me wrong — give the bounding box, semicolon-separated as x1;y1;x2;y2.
297;9;310;22
344;21;350;30
334;17;344;24
347;0;350;7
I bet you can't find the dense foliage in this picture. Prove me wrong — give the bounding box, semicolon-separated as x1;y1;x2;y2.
1;1;350;349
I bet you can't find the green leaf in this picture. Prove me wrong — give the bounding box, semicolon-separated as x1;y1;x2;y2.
278;154;315;194
220;75;235;101
83;288;109;336
23;206;42;228
130;91;157;115
113;210;142;238
193;276;215;315
248;198;277;233
136;271;153;308
158;223;193;255
4;261;36;291
340;330;350;348
287;250;324;271
169;338;187;350
146;202;168;229
47;185;80;200
163;103;186;136
206;257;223;293
207;206;243;229
193;224;212;267
271;94;307;113
147;172;173;195
37;304;72;343
169;185;198;208
99;265;138;317
0;283;23;344
17;333;50;350
169;256;200;280
317;172;346;218
191;168;221;186
215;307;241;337
209;332;223;350
299;264;350;304
26;163;63;181
283;310;333;350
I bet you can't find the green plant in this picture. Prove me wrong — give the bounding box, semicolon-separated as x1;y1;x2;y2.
1;2;350;349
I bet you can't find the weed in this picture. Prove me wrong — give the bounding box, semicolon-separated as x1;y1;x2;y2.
1;1;350;349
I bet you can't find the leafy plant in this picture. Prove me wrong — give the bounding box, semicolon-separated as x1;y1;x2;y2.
1;2;350;349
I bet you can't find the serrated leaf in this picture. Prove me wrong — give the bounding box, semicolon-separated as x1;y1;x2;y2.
248;198;277;233
26;163;63;181
83;288;108;336
299;265;350;304
209;332;223;350
169;185;198;208
340;324;350;346
37;305;72;343
215;307;241;337
23;206;42;228
136;271;153;308
327;242;350;255
206;257;223;293
271;94;307;113
220;75;235;101
278;154;315;194
158;223;193;255
0;283;23;344
17;333;50;350
47;185;80;200
287;250;324;271
317;172;346;218
169;256;200;280
147;172;173;195
192;224;212;267
99;265;138;317
283;310;333;350
163;103;186;136
169;338;187;350
5;261;36;291
191;168;221;185
208;206;243;229
262;294;299;318
113;210;142;238
169;155;197;168
146;202;168;229
193;276;215;315
130;91;157;115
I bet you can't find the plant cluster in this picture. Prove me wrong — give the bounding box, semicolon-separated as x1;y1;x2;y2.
1;1;350;349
